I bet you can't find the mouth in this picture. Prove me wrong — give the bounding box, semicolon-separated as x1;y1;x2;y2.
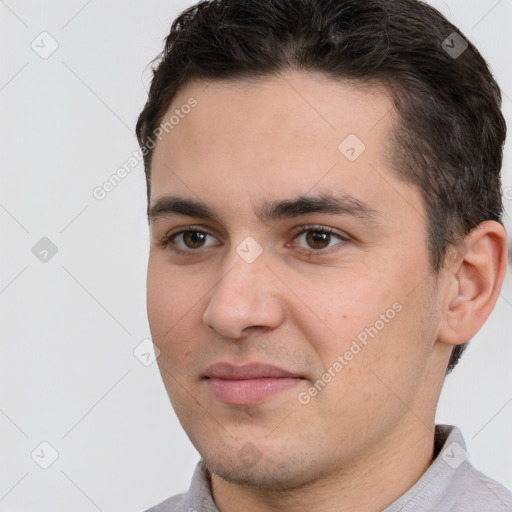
203;362;305;405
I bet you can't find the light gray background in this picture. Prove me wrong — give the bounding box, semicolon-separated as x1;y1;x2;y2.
0;1;511;511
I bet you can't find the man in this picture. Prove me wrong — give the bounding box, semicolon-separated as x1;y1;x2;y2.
136;0;512;510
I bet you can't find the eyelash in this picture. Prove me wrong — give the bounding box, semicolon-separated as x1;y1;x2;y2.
158;225;349;256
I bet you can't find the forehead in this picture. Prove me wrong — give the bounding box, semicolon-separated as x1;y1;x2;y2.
155;72;395;157
149;71;424;231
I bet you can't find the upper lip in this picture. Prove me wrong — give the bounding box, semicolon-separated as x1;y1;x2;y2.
204;362;302;380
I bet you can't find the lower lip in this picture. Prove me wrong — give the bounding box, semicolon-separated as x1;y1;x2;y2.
205;377;302;405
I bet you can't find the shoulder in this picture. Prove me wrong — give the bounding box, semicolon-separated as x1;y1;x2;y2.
385;425;512;512
141;492;187;512
438;424;512;511
452;463;512;512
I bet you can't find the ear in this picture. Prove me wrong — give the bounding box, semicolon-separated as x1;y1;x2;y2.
437;220;508;346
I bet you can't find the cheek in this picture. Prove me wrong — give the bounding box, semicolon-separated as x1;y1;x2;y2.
147;258;196;374
146;254;217;372
295;256;431;388
147;254;196;335
146;263;196;401
295;269;397;355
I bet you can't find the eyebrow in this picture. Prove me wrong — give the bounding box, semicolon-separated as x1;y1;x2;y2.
147;193;381;226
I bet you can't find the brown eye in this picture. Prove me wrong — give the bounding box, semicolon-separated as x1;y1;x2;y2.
179;231;208;249
165;229;221;253
305;230;331;250
293;226;347;252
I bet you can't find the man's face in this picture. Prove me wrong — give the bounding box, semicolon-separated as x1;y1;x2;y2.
147;72;449;489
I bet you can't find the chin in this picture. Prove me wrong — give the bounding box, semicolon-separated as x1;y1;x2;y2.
200;444;322;491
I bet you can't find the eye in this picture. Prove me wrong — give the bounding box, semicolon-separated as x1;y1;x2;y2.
160;227;220;253
159;224;349;256
291;225;348;252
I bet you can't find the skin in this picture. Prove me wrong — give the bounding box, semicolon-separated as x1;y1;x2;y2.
146;71;507;512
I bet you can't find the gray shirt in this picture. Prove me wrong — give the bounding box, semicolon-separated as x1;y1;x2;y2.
144;425;512;511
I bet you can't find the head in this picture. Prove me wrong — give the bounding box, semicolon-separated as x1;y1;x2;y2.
136;0;507;492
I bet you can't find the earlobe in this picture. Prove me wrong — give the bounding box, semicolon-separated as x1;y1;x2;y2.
437;221;508;346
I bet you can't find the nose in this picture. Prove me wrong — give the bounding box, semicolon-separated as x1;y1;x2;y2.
202;248;285;339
